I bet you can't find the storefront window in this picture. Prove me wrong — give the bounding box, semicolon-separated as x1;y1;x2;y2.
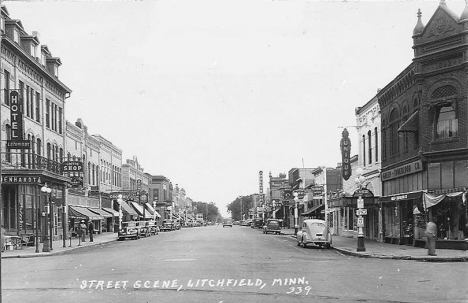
431;196;466;240
384;203;400;238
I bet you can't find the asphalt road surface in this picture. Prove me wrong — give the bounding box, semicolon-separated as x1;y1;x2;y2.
2;225;467;303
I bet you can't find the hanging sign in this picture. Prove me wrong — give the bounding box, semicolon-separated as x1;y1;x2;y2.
7;91;27;149
340;128;351;180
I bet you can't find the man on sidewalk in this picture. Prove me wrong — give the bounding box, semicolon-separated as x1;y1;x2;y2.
425;217;438;256
88;221;94;242
80;220;87;242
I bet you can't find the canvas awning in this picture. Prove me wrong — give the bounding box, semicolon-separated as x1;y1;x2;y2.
130;202;152;219
102;207;119;217
145;203;161;218
398;110;419;133
423;192;465;209
301;204;324;216
119;200;138;217
68;206;104;220
88;207;113;218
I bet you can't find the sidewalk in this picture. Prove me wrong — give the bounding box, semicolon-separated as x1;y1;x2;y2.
1;232;118;259
280;228;468;262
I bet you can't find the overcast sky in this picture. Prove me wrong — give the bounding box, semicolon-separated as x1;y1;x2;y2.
5;0;465;216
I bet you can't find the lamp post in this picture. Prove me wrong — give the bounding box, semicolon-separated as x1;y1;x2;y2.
293;192;299;235
355;168;366;252
41;184;52;252
117;194;123;230
153;200;157;221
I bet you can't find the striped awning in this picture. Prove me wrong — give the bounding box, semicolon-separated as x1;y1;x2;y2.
88;207;113;218
119;200;138;217
69;206;103;220
130;202;152;219
103;207;119;217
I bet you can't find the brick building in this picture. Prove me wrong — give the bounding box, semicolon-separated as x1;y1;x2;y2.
378;1;468;249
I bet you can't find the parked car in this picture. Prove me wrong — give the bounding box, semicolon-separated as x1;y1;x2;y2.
118;221;141;240
223;219;233;227
174;220;181;230
145;221;159;235
263;219;281;235
160;219;175;232
251;218;263;229
296;219;332;249
139;222;151;237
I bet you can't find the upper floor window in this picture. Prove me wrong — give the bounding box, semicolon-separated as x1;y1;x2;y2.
367;130;372;164
30;44;37;57
435;105;458;139
13;29;19;43
374;127;378;162
389;109;399;156
3;70;9;106
430;85;458;140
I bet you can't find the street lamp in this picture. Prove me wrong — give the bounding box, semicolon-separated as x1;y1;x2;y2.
117;194;123;230
355;168;366;252
153;200;157;221
293;192;299;235
41;184;52;252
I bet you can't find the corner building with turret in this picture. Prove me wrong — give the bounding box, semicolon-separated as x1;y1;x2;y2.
378;1;468;249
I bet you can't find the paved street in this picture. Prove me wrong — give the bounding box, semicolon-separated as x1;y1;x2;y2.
2;225;468;303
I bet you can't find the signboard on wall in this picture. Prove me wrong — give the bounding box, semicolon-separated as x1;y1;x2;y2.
381;160;423;181
340;128;351;180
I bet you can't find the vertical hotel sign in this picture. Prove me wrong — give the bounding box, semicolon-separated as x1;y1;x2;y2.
340;128;351;180
259;171;264;205
7;91;30;149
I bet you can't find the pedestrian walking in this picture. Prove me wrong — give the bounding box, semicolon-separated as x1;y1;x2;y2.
425;217;438;256
80;220;87;242
88;221;94;242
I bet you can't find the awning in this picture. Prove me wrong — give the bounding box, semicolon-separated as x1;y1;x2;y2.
130;202;152;219
301;204;324;216
69;206;104;220
88;208;113;218
119;201;138;217
102;207;119;217
424;192;464;209
144;203;155;215
398;110;419;133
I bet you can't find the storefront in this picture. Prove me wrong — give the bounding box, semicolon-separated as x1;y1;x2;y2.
380;191;423;245
2;171;68;246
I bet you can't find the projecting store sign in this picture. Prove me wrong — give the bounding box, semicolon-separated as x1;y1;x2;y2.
2;176;42;184
7;91;29;149
340;128;351;180
62;161;84;173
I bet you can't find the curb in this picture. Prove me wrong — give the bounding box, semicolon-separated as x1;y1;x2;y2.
332;247;468;262
2;239;118;259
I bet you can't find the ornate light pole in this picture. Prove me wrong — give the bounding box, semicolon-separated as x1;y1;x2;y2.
41;184;52;252
355;168;366;252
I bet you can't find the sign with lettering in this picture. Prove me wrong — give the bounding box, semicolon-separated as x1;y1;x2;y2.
311;186;324;196
381;160;423;181
2;176;42;184
62;161;84;172
9;91;24;143
6;140;30;149
340;128;351;180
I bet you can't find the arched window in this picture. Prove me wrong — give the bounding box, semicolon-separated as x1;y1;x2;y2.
374;127;378;162
389;109;399;156
367;130;372;164
430;85;458;139
362;135;366;166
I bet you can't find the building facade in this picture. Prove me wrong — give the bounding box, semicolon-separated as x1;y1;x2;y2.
0;6;72;246
378;1;468;249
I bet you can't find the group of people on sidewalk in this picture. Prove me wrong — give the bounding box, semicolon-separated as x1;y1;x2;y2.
76;220;95;243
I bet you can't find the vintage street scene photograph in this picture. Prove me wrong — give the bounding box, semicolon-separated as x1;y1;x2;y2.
0;0;467;302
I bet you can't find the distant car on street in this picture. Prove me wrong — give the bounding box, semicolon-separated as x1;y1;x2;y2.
160;219;175;232
251;218;263;229
145;220;159;235
296;219;332;249
118;221;141;240
223;219;233;227
263;219;281;235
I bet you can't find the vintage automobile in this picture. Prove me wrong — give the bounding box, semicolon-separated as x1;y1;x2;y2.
118;221;141;240
174;220;181;230
160;219;175;232
251;218;263;229
296;219;332;249
223;219;233;227
145;220;160;235
263;219;281;235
